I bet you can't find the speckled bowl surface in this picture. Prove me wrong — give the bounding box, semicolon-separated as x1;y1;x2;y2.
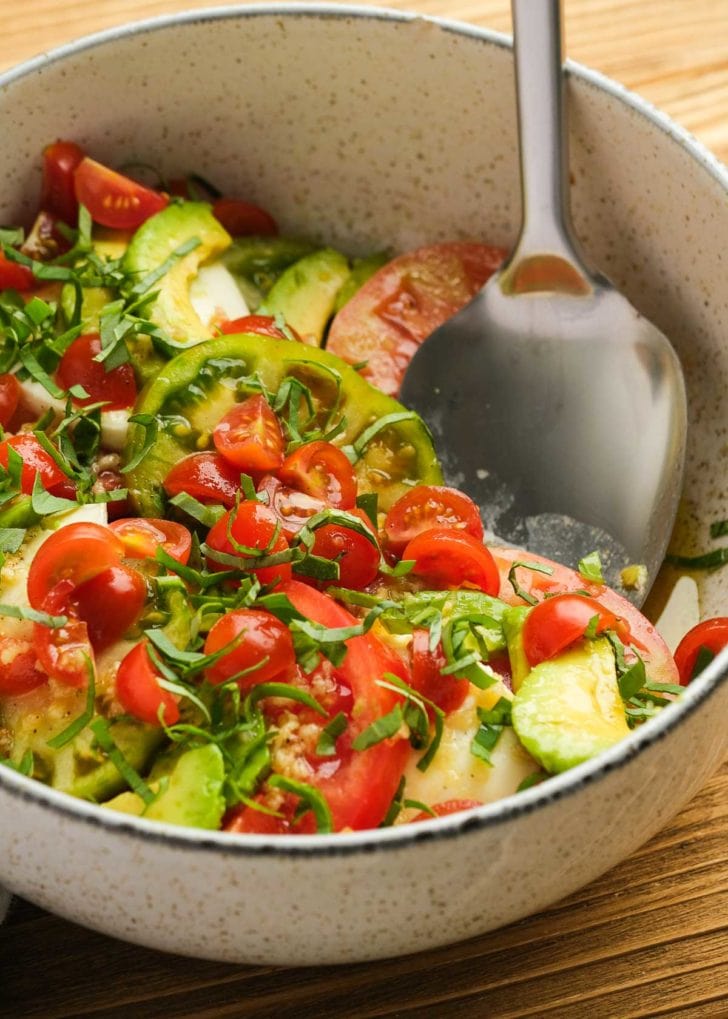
0;4;726;965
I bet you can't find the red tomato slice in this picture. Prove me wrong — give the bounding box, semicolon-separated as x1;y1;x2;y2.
411;628;469;715
273;580;411;831
674;617;728;685
521;593;630;667
327;242;506;396
383;485;483;556
27;522;124;610
278;440;357;510
55;334;137;409
74;157;168;230
34;581;93;688
0;637;48;696
0;374;20;428
491;546;679;687
213;394;285;473
403;528;500;595
115;641;180;726
39;140;85;225
256;475;327;539
212;197;277;237
204;608;296;688
206;500;292;588
0;434;69;495
413;799;484;822
309;509;381;590
110;517;192;565
0;253;35;291
164;451;242;509
218;314;297;339
70;564;147;650
223;793;316;835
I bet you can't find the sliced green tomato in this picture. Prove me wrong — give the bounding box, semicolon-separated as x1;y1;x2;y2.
124;333;442;516
511;637;630;774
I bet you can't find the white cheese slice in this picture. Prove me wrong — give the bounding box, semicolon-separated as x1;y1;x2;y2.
189;261;250;329
17;380;131;453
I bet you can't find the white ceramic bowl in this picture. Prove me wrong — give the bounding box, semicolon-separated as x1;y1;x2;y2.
0;5;726;965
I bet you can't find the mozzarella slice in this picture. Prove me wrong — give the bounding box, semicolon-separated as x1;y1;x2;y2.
17;380;131;453
189;261;250;329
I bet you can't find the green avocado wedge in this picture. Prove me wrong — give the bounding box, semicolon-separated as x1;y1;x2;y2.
124;333;443;517
260;248;351;344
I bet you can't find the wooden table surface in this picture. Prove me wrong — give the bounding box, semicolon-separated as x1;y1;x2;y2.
1;2;726;1016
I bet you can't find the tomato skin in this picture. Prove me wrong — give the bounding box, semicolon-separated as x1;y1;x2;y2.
0;434;68;496
70;564;147;650
256;474;327;540
34;581;93;688
56;334;137;410
219;314;295;340
0;253;35;291
411;628;469;715
413;799;484;822
0;374;21;428
310;509;381;590
0;638;48;696
674;617;728;685
521;593;629;667
164;452;242;509
74;157;168;230
404;528;500;595
327;242;506;395
213;394;285;473
115;641;180;726
110;517;192;566
384;485;484;556
40;140;85;225
212;197;277;237
204;608;296;688
27;522;125;610
278;440;357;510
206;500;292;588
223;794;316;835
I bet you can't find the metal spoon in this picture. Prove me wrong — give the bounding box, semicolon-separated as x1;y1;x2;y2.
399;0;686;602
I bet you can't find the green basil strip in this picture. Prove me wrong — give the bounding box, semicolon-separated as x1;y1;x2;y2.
121;413;158;473
17;345;66;399
355;492;378;528
46;662;96;750
315;712;348;756
690;645;715;680
30;474;77;516
578;550;605;584
244;682;326;717
169;491;226;528
709;519;728;539
267;774;333;834
342;411;425;464
507;560;554;605
351;704;404;751
618;657;647;702
0;528;25;554
89;718;155;804
0;603;68;628
665;549;728;570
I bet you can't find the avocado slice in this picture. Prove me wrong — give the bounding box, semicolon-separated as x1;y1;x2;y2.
511;637;630;774
260;248;350;344
333;252;389;312
502;605;532;692
123;332;443;517
103;743;226;829
221;235;318;308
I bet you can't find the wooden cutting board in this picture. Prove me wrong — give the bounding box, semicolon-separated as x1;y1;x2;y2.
0;2;726;1016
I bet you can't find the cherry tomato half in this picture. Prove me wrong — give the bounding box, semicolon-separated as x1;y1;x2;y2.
412;799;484;822
403;528;500;595
256;475;327;540
56;334;137;410
74;157;168;230
110;517;192;566
0;434;69;495
34;580;93;688
213;394;285;474
27;522;125;610
0;374;21;428
71;564;147;650
164;451;242;509
0;253;34;291
204;608;296;688
206;500;292;588
0;637;48;696
39;140;85;225
673;617;728;685
521;592;630;668
411;628;469;715
218;314;296;340
115;641;180;726
383;485;483;556
212;197;277;237
278;440;357;510
310;509;380;589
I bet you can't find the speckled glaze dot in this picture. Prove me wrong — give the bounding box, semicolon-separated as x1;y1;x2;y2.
0;5;725;966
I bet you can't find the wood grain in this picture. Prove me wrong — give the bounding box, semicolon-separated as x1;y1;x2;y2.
0;1;726;1015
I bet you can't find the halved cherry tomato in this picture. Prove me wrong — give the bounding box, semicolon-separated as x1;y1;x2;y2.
0;434;69;495
403;528;500;595
413;799;484;822
674;617;728;685
213;394;285;473
310;509;380;589
71;564;147;650
206;500;292;588
383;485;483;556
212;197;277;237
27;522;125;610
223;793;316;835
204;608;295;688
164;451;242;509
522;592;631;668
278;440;357;510
0;374;21;428
327;242;506;395
0;253;34;291
39;140;85;225
219;314;296;340
74;157;168;230
411;628;469;715
110;517;192;565
93;469;130;520
0;638;48;696
56;334;137;409
115;640;180;726
34;581;93;688
256;475;326;539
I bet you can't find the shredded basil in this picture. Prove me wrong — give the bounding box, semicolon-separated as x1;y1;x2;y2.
89;718;155;804
267;774;333;833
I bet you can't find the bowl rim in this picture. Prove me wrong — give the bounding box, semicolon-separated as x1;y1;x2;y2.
0;2;726;860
